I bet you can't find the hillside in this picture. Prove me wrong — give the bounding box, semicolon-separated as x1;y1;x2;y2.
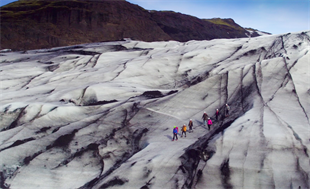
0;31;309;188
0;0;260;51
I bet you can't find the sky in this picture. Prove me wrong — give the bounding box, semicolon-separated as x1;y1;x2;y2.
1;0;309;35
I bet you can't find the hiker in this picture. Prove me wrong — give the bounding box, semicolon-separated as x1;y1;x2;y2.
225;104;230;117
188;119;193;132
207;118;213;130
216;109;220;121
181;124;187;137
172;126;178;141
202;112;208;126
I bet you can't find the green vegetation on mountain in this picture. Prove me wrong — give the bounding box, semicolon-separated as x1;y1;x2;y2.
204;18;244;31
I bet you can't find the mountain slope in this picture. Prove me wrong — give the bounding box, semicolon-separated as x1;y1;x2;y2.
0;31;309;188
0;0;170;50
0;0;259;51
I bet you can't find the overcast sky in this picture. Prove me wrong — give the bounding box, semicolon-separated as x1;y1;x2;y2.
1;0;309;35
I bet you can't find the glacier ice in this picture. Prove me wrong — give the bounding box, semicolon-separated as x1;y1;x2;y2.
0;31;309;189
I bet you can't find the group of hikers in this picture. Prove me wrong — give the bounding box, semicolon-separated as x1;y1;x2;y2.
172;104;230;141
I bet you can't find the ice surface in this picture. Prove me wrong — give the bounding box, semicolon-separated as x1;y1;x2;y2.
0;31;309;189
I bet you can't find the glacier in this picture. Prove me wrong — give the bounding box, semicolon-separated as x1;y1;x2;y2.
0;31;309;189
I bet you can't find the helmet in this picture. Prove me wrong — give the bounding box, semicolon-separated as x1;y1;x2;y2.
174;126;176;128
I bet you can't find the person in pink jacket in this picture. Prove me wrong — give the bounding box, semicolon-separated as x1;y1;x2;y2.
207;118;213;130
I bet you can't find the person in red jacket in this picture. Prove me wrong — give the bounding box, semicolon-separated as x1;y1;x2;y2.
216;109;220;121
188;119;193;132
207;118;213;130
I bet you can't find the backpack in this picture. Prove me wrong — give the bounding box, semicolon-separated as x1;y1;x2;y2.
208;119;212;125
182;125;187;131
173;128;178;134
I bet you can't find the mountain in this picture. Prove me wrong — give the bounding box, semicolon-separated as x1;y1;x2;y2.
245;27;272;36
0;0;260;51
0;31;309;188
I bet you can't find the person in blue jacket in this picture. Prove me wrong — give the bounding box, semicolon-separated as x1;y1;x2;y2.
172;126;178;141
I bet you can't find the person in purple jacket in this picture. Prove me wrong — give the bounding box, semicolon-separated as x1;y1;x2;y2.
172;126;178;141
